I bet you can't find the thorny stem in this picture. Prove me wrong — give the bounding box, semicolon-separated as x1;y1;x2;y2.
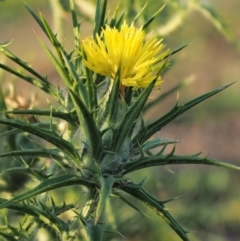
81;187;98;220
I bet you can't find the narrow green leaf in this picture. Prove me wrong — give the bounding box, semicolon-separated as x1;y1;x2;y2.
80;47;98;112
0;198;73;230
115;12;125;29
112;80;156;152
69;90;102;159
26;4;69;72
0;42;64;104
132;3;148;23
113;190;149;218
0;122;56;137
144;77;193;113
0;174;95;209
109;2;120;28
134;83;234;145
123;86;133;106
0;148;64;160
123;152;240;175
0;43;63;101
7;109;77;123
37;36;73;88
39;12;72;76
101;68;121;124
142;5;165;30
0;128;22;137
69;0;82;73
1;166;50;180
54;202;75;216
0;118;80;162
141;138;179;152
86;220;103;241
37;201;69;230
162;43;189;62
60;50;88;105
0;63;62;102
25;4;48;36
121;184;189;241
94;0;108;37
95;175;115;224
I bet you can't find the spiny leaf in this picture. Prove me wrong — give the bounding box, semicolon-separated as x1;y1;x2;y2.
124;86;133;106
132;3;148;23
0;148;65;162
1;166;50;181
115;12;125;29
69;89;102;159
31;218;61;240
86;220;103;241
122;152;240;175
95;175;115;224
106;69;121;123
112;190;149;218
7;109;77;123
0;42;64;104
37;36;73;88
0;118;81;162
0;148;66;169
0;174;95;209
69;0;82;73
109;2;121;28
0;198;72;231
60;49;88;105
144;77;194;113
0;122;57;137
142;4;165;30
163;43;189;61
54;202;74;216
80;47;98;112
94;0;108;37
100;68;121;125
39;12;74;81
141;138;179;152
161;195;183;205
25;4;48;36
112;79;156;152
134;83;234;145
120;183;190;241
0;63;62;102
26;4;69;72
37;201;68;230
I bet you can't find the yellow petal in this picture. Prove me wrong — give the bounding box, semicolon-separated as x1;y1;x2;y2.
81;21;170;88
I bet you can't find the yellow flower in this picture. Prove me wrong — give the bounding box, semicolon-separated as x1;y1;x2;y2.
81;21;169;88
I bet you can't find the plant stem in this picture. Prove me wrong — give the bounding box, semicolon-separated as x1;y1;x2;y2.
81;188;96;219
81;187;103;241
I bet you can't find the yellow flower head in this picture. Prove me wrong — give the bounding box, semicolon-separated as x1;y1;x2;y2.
81;21;169;88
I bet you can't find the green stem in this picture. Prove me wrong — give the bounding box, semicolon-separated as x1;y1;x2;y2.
81;189;96;219
81;188;103;241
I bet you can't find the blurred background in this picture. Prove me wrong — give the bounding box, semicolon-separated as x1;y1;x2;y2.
0;0;240;241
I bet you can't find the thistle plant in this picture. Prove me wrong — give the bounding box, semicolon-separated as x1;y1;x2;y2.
0;1;239;241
